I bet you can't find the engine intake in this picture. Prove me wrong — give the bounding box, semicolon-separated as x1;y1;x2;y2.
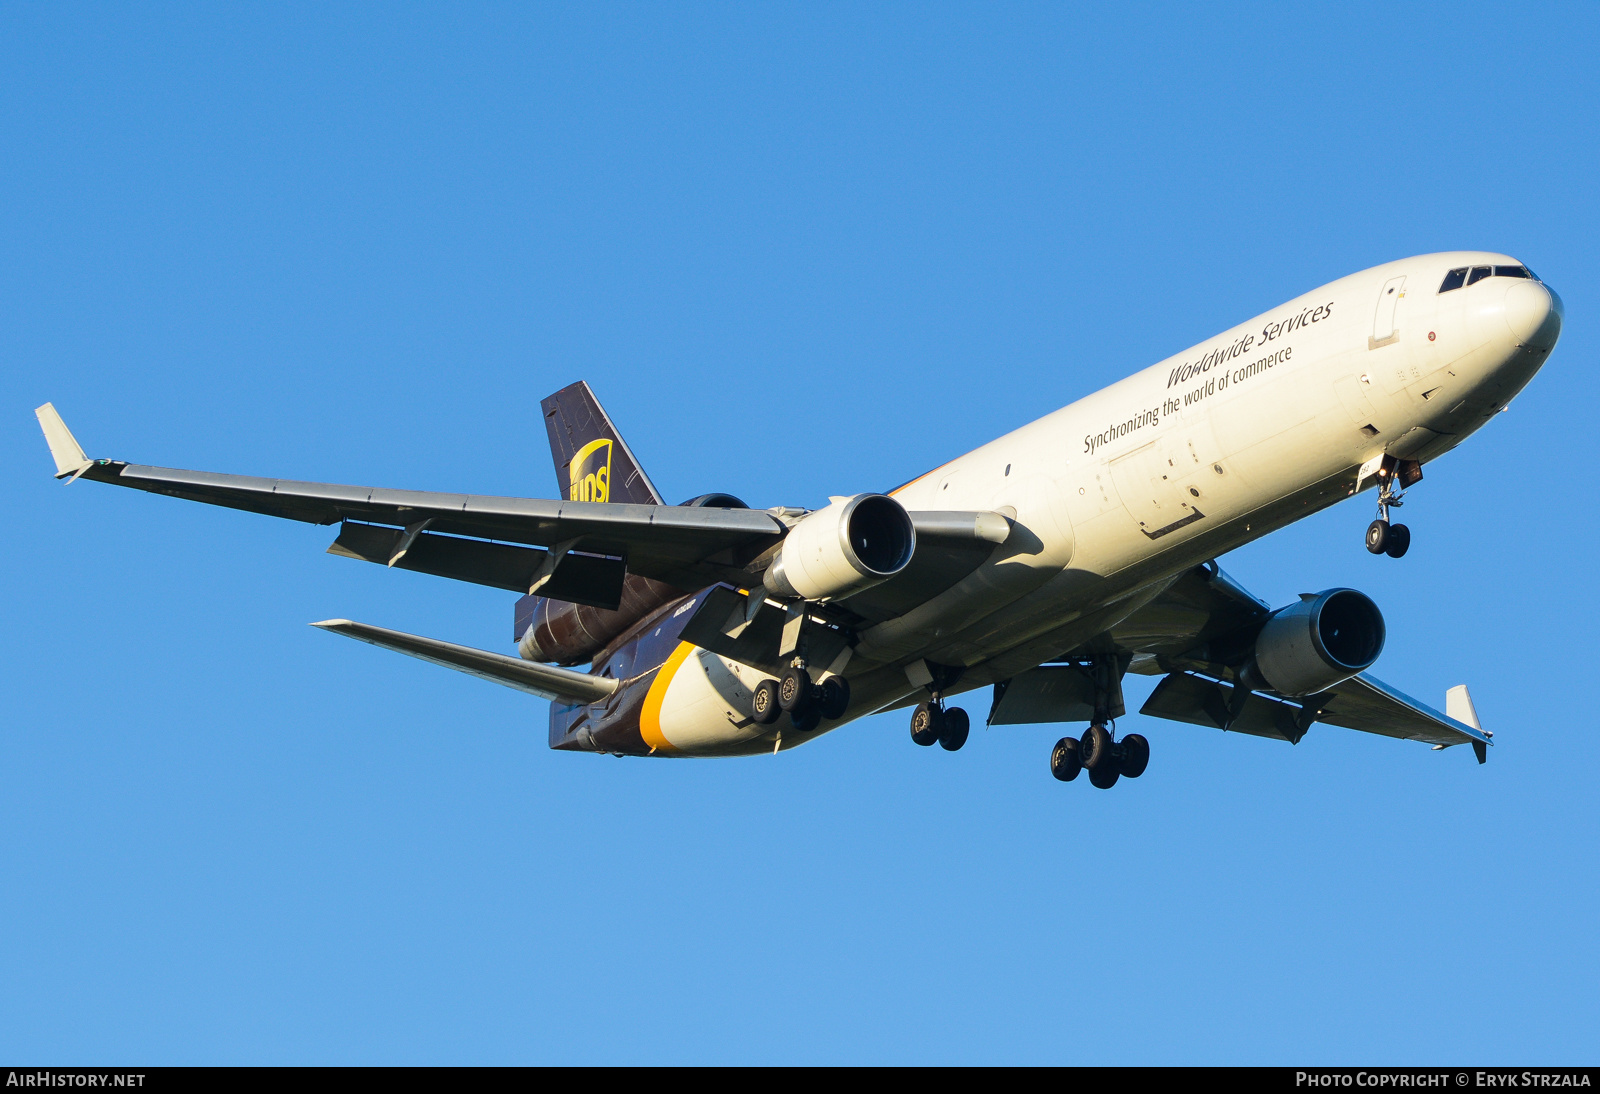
763;493;915;602
1254;588;1386;697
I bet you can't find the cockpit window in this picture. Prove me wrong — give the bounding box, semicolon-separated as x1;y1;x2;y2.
1440;264;1543;293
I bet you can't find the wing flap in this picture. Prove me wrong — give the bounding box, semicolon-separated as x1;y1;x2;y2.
326;522;626;607
1140;671;1311;743
311;618;618;704
988;664;1103;725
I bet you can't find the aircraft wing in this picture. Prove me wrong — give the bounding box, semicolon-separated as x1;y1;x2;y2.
35;403;786;601
1108;561;1492;758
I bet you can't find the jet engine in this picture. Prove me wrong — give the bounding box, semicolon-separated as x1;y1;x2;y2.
1253;588;1386;697
763;493;915;602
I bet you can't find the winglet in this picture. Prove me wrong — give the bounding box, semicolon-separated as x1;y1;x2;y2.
34;403;93;480
1446;684;1490;764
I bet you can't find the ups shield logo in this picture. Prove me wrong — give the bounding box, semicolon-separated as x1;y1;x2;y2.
569;438;613;503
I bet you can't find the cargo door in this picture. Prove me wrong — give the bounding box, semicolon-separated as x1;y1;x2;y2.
1109;439;1205;541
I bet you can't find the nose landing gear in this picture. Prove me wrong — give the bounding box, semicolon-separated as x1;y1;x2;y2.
1361;456;1421;558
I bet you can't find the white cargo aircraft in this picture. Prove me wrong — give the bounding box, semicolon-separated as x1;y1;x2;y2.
36;251;1562;786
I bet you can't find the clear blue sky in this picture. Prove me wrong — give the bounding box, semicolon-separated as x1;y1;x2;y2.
4;3;1597;1065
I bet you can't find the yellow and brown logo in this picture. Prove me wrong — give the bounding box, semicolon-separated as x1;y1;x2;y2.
569;438;613;503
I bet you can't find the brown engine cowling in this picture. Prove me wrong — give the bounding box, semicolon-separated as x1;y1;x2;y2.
515;572;683;665
515;492;749;666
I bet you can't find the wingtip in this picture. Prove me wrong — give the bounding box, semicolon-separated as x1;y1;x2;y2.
310;619;355;629
34;402;93;479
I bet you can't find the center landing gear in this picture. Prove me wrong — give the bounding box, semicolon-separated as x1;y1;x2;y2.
1050;727;1148;788
1048;653;1146;788
1363;457;1420;559
909;699;970;751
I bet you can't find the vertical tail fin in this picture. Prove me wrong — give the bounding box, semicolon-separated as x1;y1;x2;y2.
540;381;663;505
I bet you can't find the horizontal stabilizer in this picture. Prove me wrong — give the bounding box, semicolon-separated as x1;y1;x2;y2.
34;403;93;479
311;618;618;704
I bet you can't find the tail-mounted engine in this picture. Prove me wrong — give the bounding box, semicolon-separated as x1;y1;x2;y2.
763;493;916;602
1253;588;1386;697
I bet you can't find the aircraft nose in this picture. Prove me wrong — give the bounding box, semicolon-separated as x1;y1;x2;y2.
1504;277;1562;351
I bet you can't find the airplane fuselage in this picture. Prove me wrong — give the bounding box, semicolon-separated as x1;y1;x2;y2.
550;252;1561;757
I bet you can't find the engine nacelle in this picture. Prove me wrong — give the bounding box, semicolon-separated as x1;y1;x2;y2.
1254;588;1386;697
763;493;915;602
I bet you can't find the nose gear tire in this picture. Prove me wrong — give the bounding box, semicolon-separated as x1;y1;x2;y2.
1384;523;1411;558
1365;519;1390;555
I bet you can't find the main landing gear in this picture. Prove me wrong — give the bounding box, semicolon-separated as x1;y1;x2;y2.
1050;726;1149;789
1363;457;1421;559
909;699;970;751
1046;653;1145;788
750;664;850;733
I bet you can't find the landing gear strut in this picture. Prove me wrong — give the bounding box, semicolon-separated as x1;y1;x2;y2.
1363;457;1420;559
1048;654;1149;789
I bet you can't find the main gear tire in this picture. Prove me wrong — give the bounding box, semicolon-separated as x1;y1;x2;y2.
1366;519;1390;555
778;666;813;713
1080;724;1113;768
750;679;782;725
790;706;822;733
1050;737;1082;782
1120;733;1150;778
818;676;851;719
910;701;943;746
1088;760;1121;789
938;707;970;751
